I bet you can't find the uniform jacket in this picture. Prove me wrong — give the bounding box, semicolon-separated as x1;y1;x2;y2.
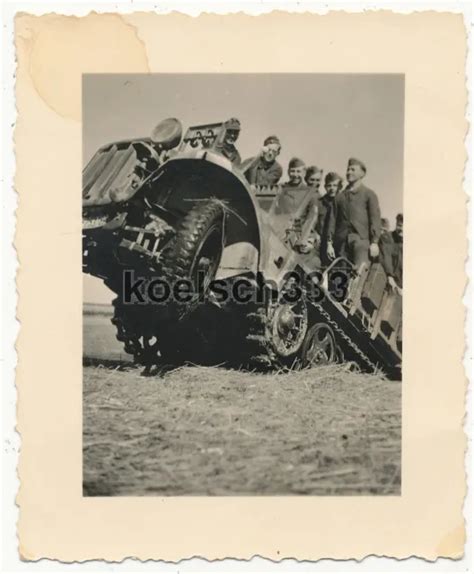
391;230;403;286
275;187;319;246
316;194;335;237
244;156;283;186
329;183;381;245
214;142;241;166
379;230;395;277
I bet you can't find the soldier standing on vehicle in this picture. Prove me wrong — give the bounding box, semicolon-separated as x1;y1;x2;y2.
305;165;323;192
391;213;403;287
379;218;399;291
214;117;242;166
244;135;283;186
276;158;319;257
327;157;382;269
317;172;343;266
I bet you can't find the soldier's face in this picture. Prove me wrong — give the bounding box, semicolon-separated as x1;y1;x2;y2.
289;167;305;184
224;129;239;145
262;144;280;163
396;221;403;236
325;180;341;197
346;163;364;183
306;172;322;189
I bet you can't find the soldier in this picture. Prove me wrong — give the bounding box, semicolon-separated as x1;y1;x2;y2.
214;117;242;165
317;172;343;265
244;135;283;186
379;218;399;291
305;165;323;192
391;213;403;287
285;157;306;187
327;157;381;269
276;158;318;258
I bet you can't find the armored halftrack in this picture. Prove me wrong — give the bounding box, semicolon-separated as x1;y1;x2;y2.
83;119;402;378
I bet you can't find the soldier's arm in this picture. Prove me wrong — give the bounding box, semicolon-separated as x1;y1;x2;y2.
367;190;382;244
241;156;256;171
241;156;258;182
299;197;319;244
315;199;326;236
268;162;283;185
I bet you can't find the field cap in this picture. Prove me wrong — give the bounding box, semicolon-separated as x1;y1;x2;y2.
324;171;342;184
306;165;322;178
348;157;367;173
396;213;403;223
225;117;241;130
263;135;281;147
288;157;306;169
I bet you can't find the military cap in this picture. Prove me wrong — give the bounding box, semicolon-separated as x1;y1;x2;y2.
324;171;342;185
288;157;306;169
263;135;281;147
306;165;323;178
396;213;403;223
224;117;241;130
381;217;390;229
348;157;367;173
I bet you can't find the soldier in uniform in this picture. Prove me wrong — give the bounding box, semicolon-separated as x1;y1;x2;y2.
244;135;283;186
275;158;319;262
305;165;323;192
379;218;399;291
214;117;242;165
391;213;403;287
327;157;381;269
317;172;343;266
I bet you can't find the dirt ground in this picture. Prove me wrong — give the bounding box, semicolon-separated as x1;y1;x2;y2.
83;365;401;496
83;309;401;496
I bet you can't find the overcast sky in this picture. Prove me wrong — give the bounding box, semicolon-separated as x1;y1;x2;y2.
83;73;404;303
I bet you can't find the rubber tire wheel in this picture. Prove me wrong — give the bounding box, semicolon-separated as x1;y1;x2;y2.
161;200;224;293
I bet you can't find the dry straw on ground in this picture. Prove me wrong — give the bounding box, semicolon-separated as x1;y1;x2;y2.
83;363;401;496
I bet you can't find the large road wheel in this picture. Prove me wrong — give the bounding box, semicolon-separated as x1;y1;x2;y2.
300;323;337;367
269;298;308;361
244;278;309;369
161;200;224;296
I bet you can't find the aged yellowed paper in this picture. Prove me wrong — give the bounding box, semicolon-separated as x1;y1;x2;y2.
16;11;466;561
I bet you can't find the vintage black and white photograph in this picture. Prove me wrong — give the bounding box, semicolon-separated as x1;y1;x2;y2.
82;73;404;496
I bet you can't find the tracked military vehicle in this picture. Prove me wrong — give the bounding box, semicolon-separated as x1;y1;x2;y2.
83;119;402;378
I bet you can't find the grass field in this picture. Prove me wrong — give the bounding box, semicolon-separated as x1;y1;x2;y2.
83;310;401;496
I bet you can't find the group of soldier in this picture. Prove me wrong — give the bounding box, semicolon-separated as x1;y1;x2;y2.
217;118;403;290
